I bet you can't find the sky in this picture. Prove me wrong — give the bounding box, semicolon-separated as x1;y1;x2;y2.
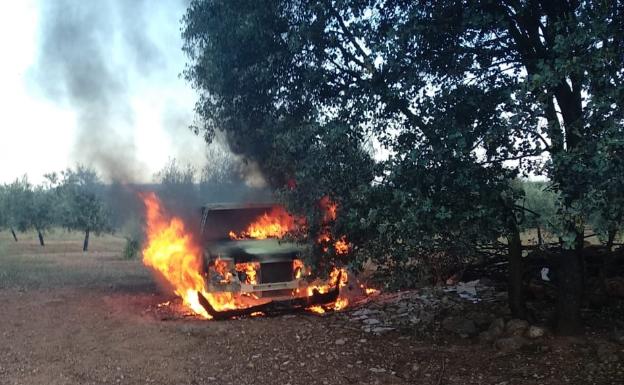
0;0;208;184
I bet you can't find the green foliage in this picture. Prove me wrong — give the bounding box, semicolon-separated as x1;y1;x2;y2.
0;176;59;242
516;180;559;232
181;0;521;277
120;217;144;260
30;185;58;235
0;184;7;230
2;176;34;233
122;237;141;260
182;1;624;292
57;166;112;236
272;123;376;265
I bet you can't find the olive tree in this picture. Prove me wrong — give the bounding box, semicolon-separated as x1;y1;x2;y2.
154;158;199;213
30;184;59;246
58;166;111;252
0;185;7;238
2;176;33;242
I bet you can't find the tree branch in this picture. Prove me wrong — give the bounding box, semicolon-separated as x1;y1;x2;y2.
322;0;427;133
478;149;548;165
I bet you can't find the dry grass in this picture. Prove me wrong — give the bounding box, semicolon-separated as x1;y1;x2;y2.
519;228;609;246
0;228;125;255
0;229;152;291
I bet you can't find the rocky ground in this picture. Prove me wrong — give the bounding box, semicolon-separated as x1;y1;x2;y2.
1;234;623;385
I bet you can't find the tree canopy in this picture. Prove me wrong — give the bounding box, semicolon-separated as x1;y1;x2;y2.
182;0;624;333
57;166;111;251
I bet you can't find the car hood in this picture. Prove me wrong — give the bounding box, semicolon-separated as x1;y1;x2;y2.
205;239;308;262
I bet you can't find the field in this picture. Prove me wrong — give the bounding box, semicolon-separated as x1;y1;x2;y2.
0;230;622;385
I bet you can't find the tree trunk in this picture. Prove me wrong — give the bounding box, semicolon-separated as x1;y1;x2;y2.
10;228;18;242
599;228;618;299
555;236;584;335
508;229;527;320
37;229;45;247
83;228;90;252
606;228;616;251
504;3;586;334
537;225;543;246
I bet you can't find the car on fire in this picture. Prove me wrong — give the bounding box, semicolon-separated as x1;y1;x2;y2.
197;203;343;319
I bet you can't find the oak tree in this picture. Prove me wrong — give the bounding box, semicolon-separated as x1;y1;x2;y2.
183;0;624;334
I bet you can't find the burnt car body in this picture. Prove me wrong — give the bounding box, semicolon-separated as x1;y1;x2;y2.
198;203;340;318
205;239;306;298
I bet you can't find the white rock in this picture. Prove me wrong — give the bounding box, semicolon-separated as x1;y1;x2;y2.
352;309;375;317
526;325;546;339
505;319;529;336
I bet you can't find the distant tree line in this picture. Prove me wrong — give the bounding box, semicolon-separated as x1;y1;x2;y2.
0;166;112;251
0;158;271;253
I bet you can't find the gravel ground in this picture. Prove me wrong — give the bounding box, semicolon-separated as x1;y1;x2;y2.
0;235;622;385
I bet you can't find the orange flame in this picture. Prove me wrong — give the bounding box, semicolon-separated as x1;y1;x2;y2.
293;259;307;279
334;236;350;255
320;196;337;222
141;192;244;319
303;267;350;312
318;197;351;255
307;306;325;314
141;192;369;319
141;192;210;317
214;259;234;284
229;206;301;240
235;262;260;284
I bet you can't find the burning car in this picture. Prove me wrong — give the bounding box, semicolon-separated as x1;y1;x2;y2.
140;192;351;320
197;203;345;319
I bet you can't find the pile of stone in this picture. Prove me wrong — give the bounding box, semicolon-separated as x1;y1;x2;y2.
344;289;460;334
480;318;548;353
343;280;505;335
342;282;552;354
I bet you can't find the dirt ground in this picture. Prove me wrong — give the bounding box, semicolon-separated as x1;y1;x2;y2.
1;231;623;385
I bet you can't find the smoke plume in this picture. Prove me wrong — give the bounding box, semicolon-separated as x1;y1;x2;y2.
32;0;187;182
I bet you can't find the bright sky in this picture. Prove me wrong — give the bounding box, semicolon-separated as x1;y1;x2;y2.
0;0;207;184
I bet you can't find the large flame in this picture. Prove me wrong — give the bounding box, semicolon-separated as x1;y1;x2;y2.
229;206;300;240
141;192;373;319
141;192;210;317
141;192;244;319
228;198;351;256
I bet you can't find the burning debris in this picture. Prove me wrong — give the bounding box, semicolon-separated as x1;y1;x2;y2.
140;192;374;320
